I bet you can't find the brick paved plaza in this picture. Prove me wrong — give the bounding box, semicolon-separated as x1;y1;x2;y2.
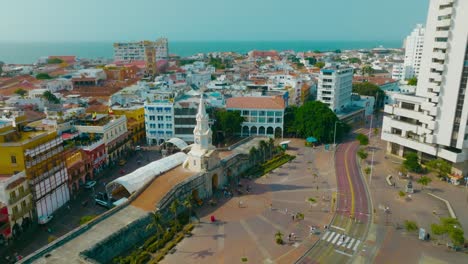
163;139;337;264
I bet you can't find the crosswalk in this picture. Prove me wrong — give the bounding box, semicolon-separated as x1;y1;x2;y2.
321;230;361;252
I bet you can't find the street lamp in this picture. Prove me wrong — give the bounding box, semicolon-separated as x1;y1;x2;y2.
333;121;340;149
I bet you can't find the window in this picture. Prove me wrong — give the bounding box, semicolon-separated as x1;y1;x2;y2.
242;110;249;115
165;116;172;121
19;186;24;195
166;124;172;129
149;116;155;121
157;116;163;121
10;191;16;200
267;111;274;117
259;111;266;116
11;155;17;164
251;111;258;116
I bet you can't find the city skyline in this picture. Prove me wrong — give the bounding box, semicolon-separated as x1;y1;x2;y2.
0;0;428;42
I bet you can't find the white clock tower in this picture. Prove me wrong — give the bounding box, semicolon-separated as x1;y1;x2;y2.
184;95;215;172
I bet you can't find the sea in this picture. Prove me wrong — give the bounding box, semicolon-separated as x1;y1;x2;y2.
0;40;402;64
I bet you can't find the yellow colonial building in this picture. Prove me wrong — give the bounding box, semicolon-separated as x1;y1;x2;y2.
0;110;70;223
111;105;146;146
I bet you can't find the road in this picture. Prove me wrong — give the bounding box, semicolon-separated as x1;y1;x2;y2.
298;135;371;263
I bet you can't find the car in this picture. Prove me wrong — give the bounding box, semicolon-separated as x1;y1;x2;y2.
119;159;126;166
95;192;114;209
38;215;53;225
84;181;97;189
23;126;35;132
135;145;141;151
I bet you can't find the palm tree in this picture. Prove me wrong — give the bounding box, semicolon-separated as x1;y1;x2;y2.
170;199;180;223
259;140;268;163
268;138;274;158
146;210;164;237
249;146;258;166
183;194;193;223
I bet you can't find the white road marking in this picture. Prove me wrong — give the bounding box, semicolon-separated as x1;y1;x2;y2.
331;225;345;231
335;249;353;257
327;231;336;242
332;233;341;244
322;230;330;240
347;238;355;249
353;240;361;251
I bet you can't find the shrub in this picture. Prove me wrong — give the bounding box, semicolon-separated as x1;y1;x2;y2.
276;237;283;244
404;220;418;232
147;241;161;253
47;235;57;243
241;257;248;262
79;215;98;225
364;167;371;175
143;234;159;249
135;252;150;264
398;190;406;198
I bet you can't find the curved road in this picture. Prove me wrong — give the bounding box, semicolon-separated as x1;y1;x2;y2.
298;135;370;263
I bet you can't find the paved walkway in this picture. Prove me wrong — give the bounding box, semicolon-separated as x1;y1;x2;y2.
162;139;336;264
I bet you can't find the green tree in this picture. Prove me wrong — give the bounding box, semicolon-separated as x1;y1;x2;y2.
416;176;432;190
404;220;418;232
364;167;371;175
348;57;361;64
275;230;283;244
208;56;226;70
403;152;422;173
212;109;244;143
146;210;164;237
352;82;385;108
307;197;317;208
268;138;274;158
249;147;258;166
169;199;180;223
306;57;317;65
42;91;60;104
356;133;369;146
398;190;406;199
36;73;52;80
314;61;325;69
407;77;418;86
293;101;349;143
425;159;452;179
431;218;464;246
283;106;298;136
361;65;374;76
259;140;268;163
357;148;368;160
183;194;193;223
14;88;28;98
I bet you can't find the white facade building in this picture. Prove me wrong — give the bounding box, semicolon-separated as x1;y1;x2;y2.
113;38;169;62
391;63;406;80
144;100;174;145
403;24;425;79
317;66;353;112
226;96;285;138
382;0;468;176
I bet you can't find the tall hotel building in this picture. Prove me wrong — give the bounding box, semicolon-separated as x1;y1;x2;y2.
382;0;468;175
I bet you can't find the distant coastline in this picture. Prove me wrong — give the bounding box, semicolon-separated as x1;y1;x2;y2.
0;40;402;64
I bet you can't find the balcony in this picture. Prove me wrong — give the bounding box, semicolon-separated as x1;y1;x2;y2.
30;163;66;185
381;131;437;156
429;72;442;82
81;139;104;151
434;41;449;49
432;51;446;60
431;63;445;72
438;7;453;16
435;30;450;38
25;145;64;168
438;148;466;163
8;191;31;205
436;18;451;28
11;204;33;222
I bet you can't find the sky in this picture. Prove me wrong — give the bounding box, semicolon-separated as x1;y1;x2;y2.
0;0;429;42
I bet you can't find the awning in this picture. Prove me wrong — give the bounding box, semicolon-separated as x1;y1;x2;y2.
306;137;318;143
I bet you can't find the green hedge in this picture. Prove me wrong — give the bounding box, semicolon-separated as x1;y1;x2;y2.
245;154;296;178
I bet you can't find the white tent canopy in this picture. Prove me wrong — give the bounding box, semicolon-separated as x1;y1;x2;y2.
107;152;187;195
166;137;189;150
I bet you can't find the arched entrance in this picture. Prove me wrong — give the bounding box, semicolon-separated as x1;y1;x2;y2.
212;174;218;192
242;126;249;136
259;126;266;135
267;127;274;135
250;126;257;135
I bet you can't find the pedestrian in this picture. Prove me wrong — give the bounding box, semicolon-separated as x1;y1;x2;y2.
269;203;273;210
291;233;296;241
285;208;288;214
292;214;295;221
288;233;291;241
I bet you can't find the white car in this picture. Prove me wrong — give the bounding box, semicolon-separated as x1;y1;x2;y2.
84;181;97;189
38;215;53;225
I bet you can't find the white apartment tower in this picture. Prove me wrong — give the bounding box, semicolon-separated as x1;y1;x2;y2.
403;24;425;79
382;0;468;176
317;66;353;112
113;38;169;62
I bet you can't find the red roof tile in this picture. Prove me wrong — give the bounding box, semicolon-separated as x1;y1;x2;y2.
226;96;285;110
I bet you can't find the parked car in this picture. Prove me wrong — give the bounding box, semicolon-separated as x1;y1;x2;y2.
38;215;53;225
84;181;97;189
135;145;141;151
95;192;112;209
119;159;127;166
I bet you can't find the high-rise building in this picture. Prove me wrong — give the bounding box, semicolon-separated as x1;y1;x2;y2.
382;0;468;176
317;65;353;112
113;38;169;63
403;24;425;80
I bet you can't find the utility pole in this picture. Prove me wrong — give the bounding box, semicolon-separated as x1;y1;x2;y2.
334;121;339;149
